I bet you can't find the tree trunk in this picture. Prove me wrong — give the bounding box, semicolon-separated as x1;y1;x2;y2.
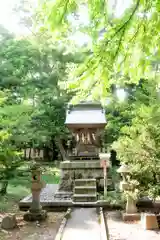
43;146;51;161
51;138;58;161
29;148;31;160
55;137;67;161
24;149;26;160
0;180;9;195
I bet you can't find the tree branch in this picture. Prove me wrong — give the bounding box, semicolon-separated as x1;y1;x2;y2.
110;0;140;41
113;27;126;61
99;0;141;60
58;0;70;25
119;21;142;66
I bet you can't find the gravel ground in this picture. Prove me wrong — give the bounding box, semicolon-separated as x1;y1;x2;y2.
106;211;160;240
20;184;72;204
21;184;59;203
0;212;65;240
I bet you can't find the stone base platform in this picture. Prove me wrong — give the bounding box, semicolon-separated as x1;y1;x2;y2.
58;160;112;192
23;209;47;221
19;201;122;211
19;184;122;211
122;213;141;221
19;184;72;211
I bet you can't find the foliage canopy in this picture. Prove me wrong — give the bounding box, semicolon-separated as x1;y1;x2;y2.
39;0;160;99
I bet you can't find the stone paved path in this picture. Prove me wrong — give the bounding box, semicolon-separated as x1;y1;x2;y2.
61;208;101;240
107;211;160;240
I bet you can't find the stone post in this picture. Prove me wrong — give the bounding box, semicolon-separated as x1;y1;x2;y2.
99;153;110;197
23;163;47;221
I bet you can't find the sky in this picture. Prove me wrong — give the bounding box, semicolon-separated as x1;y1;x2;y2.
0;0;132;37
0;0;129;102
68;0;133;46
0;1;21;34
0;0;37;36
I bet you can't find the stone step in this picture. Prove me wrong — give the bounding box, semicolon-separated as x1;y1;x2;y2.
69;155;99;161
54;191;72;199
74;179;96;186
73;197;97;202
75;178;96;182
72;201;98;206
74;186;96;195
73;194;97;202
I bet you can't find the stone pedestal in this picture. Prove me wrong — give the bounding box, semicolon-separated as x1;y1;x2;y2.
55;160;112;200
123;213;141;221
24;209;47;221
24;187;47;221
56;161;106;192
123;194;140;222
119;178;138;218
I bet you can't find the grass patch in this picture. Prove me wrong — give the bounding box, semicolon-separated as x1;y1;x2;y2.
100;190;125;207
42;174;60;184
0;179;30;213
0;166;60;213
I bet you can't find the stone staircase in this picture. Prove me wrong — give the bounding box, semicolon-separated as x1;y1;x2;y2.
73;179;97;203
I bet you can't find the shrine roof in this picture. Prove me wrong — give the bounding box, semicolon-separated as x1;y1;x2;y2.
68;101;102;109
65;102;106;125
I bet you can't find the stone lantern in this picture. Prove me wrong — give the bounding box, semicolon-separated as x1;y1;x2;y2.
117;164;131;191
24;163;47;221
117;164;140;221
